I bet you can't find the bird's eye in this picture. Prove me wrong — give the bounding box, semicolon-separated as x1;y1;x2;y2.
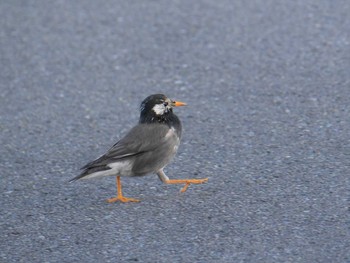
163;101;168;107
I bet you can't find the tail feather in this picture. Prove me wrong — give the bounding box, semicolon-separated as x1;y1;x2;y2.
69;174;84;183
69;165;111;182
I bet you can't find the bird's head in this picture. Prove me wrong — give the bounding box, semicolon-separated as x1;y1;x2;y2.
139;94;186;123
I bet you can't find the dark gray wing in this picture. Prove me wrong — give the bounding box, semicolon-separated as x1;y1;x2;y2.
85;124;171;167
70;124;172;181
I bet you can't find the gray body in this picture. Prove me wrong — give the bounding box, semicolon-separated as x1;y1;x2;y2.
71;123;181;181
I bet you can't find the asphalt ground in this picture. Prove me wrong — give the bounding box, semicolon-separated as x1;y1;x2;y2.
1;1;350;262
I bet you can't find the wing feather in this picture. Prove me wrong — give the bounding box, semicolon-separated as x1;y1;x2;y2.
85;124;170;167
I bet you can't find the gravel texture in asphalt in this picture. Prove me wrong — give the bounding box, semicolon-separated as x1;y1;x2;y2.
1;1;350;262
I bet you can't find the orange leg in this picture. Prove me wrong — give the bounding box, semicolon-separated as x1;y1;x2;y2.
157;170;208;193
165;178;209;192
107;176;140;203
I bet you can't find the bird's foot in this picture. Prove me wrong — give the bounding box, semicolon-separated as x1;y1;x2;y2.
107;196;140;203
166;178;209;193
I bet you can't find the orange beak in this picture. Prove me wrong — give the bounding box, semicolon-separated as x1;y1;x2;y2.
172;101;187;107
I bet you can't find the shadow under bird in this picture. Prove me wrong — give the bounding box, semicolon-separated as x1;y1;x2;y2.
70;94;208;202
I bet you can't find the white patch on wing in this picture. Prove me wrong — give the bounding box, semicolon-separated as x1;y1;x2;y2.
81;160;134;179
165;127;176;138
152;103;166;115
164;126;180;153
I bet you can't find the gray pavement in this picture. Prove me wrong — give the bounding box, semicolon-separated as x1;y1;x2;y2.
1;1;350;262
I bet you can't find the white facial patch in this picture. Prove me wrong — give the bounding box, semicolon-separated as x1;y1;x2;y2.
152;103;166;115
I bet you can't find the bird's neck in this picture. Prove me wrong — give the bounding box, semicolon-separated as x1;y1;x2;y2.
139;111;182;131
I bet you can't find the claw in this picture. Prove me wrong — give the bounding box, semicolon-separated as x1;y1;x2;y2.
107;176;140;203
107;196;140;203
180;183;190;193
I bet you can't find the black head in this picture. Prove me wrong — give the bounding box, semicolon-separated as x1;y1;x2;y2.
139;94;186;125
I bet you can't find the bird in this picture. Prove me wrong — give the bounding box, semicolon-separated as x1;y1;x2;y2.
70;94;208;203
